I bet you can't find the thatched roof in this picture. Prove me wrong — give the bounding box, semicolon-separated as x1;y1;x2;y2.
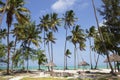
78;61;89;66
45;61;56;67
104;54;120;63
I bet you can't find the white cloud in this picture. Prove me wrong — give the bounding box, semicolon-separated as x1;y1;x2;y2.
51;0;76;13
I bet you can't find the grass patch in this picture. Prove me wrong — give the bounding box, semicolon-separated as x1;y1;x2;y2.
21;77;67;80
21;77;94;80
0;77;8;80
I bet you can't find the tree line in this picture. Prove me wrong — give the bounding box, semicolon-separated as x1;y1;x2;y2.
0;0;120;75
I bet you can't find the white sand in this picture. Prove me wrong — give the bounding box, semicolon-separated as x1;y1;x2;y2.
9;76;27;80
7;69;112;80
53;68;111;74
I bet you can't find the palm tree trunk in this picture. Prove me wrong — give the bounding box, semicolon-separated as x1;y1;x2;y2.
77;48;80;68
91;0;114;73
64;29;68;70
66;56;68;69
89;38;93;69
44;31;46;54
22;60;25;70
51;42;53;62
51;42;53;71
27;56;29;73
47;42;51;71
11;37;17;71
7;26;10;74
27;42;30;73
94;54;99;69
26;48;29;73
116;52;120;72
106;52;114;73
48;42;51;61
117;62;120;72
39;64;40;70
74;46;77;70
94;52;97;68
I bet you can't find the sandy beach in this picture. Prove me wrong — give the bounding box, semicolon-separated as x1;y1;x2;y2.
0;68;116;80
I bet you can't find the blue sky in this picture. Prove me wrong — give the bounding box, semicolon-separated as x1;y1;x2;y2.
23;0;106;67
1;0;107;67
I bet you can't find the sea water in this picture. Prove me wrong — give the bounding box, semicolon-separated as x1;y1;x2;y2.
0;64;109;70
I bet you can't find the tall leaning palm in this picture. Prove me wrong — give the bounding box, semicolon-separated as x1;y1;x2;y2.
0;0;29;74
63;10;76;70
86;26;96;69
91;0;113;72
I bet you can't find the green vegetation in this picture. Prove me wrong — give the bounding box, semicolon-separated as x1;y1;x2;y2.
63;10;76;70
0;0;29;74
34;49;47;70
0;0;120;75
21;77;120;80
67;25;86;69
65;49;71;69
21;77;67;80
0;76;11;80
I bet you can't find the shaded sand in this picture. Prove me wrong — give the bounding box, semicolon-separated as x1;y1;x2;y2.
1;69;120;80
9;71;51;80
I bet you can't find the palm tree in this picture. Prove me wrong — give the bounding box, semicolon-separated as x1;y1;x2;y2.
0;0;29;74
12;23;26;70
45;32;56;71
49;13;60;63
0;29;6;39
20;21;41;72
49;13;60;32
12;48;24;69
68;25;85;70
94;26;116;71
45;32;56;61
65;49;71;69
12;46;36;71
39;13;60;67
91;0;114;73
63;10;76;70
38;14;50;53
0;41;6;63
98;0;120;72
34;49;47;70
86;26;96;69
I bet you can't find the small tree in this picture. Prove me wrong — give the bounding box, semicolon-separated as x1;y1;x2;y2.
35;49;47;70
65;49;71;70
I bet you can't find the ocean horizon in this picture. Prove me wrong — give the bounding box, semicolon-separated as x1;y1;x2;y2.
0;64;109;70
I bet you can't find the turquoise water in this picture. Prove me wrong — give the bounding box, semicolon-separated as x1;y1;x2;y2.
0;65;108;70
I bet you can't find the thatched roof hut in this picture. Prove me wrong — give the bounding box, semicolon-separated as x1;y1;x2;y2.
45;61;56;67
78;61;89;66
104;54;120;63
